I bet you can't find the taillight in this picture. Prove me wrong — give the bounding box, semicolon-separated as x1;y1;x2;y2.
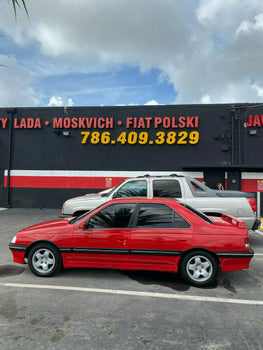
247;197;257;214
244;238;249;248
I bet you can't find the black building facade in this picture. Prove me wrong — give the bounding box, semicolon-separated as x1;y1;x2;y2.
0;103;263;210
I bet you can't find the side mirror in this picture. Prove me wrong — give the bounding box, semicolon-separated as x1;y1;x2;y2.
79;222;85;230
112;192;119;199
79;221;94;230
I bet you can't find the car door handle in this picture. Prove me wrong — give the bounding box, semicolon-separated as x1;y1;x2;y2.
178;239;187;242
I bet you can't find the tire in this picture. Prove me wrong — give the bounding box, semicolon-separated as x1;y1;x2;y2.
28;243;62;277
179;250;218;287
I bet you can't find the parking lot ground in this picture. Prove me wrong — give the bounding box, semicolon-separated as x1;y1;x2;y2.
0;209;263;350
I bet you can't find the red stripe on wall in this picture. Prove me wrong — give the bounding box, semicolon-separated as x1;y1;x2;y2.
242;179;262;192
4;175;204;189
4;176;128;189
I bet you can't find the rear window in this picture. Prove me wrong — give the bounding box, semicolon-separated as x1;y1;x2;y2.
136;203;190;229
153;179;182;198
190;180;206;193
181;203;214;224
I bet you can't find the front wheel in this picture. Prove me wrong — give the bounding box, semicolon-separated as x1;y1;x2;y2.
179;250;218;287
28;243;62;277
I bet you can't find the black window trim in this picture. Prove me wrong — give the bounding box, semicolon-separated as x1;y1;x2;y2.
78;202;192;231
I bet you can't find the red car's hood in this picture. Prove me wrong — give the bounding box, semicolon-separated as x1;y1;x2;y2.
20;218;72;233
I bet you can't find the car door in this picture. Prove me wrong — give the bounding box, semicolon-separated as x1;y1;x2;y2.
71;203;136;267
129;203;194;271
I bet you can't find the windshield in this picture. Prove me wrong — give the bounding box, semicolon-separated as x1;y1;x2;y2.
101;179;132;197
181;203;214;224
101;186;117;197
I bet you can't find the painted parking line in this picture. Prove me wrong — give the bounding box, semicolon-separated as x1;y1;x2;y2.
1;282;263;306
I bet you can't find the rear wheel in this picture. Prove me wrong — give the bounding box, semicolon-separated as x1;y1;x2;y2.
28;243;62;277
180;250;218;287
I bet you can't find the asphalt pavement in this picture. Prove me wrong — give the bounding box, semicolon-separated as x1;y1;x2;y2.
0;208;263;350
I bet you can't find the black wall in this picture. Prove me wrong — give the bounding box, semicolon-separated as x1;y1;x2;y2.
0;104;234;171
0;103;263;208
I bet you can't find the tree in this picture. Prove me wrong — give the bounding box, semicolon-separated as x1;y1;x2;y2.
0;1;29;66
10;0;28;17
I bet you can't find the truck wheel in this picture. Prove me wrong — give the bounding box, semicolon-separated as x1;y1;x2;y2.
179;250;218;287
28;243;62;277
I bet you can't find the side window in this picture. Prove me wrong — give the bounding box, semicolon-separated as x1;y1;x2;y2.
174;211;191;228
115;180;147;198
87;203;136;229
153;180;182;198
190;180;206;193
136;203;190;229
136;204;174;228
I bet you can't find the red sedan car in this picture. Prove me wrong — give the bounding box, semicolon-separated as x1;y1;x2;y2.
9;198;254;287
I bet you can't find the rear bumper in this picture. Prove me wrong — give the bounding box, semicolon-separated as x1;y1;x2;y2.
252;219;261;231
216;248;254;259
217;248;254;272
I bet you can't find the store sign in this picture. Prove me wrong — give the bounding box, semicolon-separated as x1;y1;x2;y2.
106;178;112;188
0;115;200;146
0;118;8;128
245;115;263;127
257;180;263;191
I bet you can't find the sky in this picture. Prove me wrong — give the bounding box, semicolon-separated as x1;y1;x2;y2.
1;0;263;108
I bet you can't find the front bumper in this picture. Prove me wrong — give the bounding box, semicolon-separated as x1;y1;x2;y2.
9;243;27;252
9;243;27;264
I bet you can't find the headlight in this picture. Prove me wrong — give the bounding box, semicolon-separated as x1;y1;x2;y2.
11;235;17;244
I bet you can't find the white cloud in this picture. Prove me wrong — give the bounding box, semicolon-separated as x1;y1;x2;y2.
251;83;263;98
1;0;263;105
115;103;138;106
200;95;211;104
48;96;74;107
236;13;263;35
0;55;41;107
0;0;194;72
144;100;160;105
117;100;161;107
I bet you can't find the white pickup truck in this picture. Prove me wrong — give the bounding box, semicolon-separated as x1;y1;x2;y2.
60;175;260;231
